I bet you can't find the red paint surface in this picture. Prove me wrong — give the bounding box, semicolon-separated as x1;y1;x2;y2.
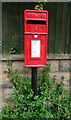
24;10;48;67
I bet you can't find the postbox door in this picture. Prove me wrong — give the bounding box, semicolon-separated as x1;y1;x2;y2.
24;34;47;67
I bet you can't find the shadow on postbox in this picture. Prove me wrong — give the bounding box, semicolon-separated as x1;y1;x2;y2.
24;10;48;67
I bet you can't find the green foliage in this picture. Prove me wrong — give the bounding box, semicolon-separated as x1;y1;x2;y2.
3;61;13;74
0;40;2;53
10;34;19;54
6;60;13;67
35;3;43;11
35;0;47;10
2;63;71;119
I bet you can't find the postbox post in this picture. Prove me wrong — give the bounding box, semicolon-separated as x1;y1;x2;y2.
32;67;37;96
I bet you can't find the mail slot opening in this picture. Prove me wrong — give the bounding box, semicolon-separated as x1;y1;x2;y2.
27;20;46;25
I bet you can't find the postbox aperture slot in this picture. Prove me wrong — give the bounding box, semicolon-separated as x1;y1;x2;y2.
27;20;46;25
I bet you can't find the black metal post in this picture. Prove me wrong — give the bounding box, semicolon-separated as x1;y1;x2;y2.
31;67;37;96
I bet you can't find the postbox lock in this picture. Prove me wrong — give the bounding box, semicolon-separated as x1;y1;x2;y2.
34;34;38;38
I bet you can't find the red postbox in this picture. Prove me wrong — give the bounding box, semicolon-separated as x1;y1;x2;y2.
24;10;48;67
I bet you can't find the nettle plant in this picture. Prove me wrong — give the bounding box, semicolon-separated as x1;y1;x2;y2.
2;61;71;119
